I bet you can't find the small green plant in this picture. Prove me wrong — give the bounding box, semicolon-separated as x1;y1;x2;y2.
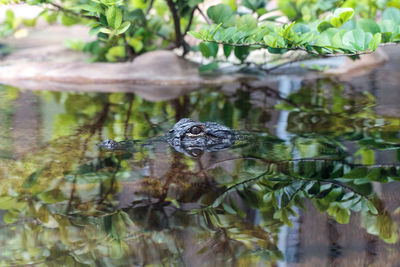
2;0;204;61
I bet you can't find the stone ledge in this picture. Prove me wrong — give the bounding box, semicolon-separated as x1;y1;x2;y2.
0;50;258;101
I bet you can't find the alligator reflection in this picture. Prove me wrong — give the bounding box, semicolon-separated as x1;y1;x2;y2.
0;79;400;266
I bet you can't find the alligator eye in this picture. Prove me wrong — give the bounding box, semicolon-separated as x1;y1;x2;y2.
189;126;203;135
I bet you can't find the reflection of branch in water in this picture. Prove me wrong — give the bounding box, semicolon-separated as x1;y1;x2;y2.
244;84;300;108
172;95;190;121
261;54;315;72
66;176;77;213
172;230;187;267
204;156;266;170
199;156;395;216
196;170;271;212
327;218;342;264
7;260;46;267
80;103;110;158
97;157;121;205
364;231;378;266
65;104;111;212
124;94;134;139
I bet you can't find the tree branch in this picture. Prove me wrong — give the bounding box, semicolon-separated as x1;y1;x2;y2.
47;2;99;21
183;7;196;36
196;6;212;25
146;0;155;15
201;39;399;57
166;0;183;48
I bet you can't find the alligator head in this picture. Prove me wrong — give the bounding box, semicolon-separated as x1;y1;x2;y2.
167;118;236;157
99;118;237;157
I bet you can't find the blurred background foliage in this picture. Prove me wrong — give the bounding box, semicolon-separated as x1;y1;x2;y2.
1;0;400;67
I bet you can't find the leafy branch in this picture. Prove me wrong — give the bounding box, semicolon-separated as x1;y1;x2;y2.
189;4;400;71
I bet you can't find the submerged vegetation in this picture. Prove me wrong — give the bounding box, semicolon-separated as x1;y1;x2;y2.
0;78;400;265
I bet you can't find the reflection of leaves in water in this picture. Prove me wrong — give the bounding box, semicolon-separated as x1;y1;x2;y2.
1;79;400;265
198;159;398;244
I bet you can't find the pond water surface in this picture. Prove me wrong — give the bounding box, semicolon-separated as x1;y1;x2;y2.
1;64;400;266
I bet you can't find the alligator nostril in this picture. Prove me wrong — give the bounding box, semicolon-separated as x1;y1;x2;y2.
190;148;203;157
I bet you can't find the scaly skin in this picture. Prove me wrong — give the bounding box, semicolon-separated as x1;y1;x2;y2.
99;118;237;157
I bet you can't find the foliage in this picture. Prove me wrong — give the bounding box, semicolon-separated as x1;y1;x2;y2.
2;0;399;67
1;0;202;61
189;1;400;70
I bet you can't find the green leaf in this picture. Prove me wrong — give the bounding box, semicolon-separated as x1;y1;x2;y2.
22;18;37;27
378;20;397;34
318;21;334;33
234;46;250;62
5;9;14;22
61;14;77;26
256;8;268;16
199;62;219;73
106;6;123;29
393;33;400;42
0;196;16;210
267;47;288;54
237;14;258;30
42;11;58;24
381;32;392;43
89;26;102;35
365;199;378;215
71;4;103;13
278;0;296;19
3;210;19;224
315;28;338;47
242;0;265;12
382;7;400;25
38;205;50;223
335;207;350;224
218;27;236;42
188;31;204;39
368;33;382;51
357;18;380;34
105;46;126;61
188;0;202;8
117;21;131;34
99;27;113;34
342;29;372;51
343;167;367;179
207;4;235;26
22;168;45;189
199;42;219;58
223;44;233;58
331;29;347;48
331;8;354;28
39;189;67;204
222;203;237;215
367;168;388;182
128;37;143;52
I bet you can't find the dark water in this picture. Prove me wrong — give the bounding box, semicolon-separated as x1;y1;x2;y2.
1;66;400;266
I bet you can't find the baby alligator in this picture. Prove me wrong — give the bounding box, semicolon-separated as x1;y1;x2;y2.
99;118;237;157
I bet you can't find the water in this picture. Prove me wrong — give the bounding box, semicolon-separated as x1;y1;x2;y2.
1;69;400;266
